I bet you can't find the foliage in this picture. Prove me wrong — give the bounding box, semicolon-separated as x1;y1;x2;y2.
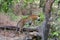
24;0;34;4
39;0;46;7
21;15;29;19
55;0;60;4
49;1;60;39
0;0;20;12
0;0;12;12
49;12;60;39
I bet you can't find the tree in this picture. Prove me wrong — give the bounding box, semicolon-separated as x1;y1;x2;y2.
42;0;55;40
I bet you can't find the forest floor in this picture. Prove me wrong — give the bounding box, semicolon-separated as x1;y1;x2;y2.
0;13;26;40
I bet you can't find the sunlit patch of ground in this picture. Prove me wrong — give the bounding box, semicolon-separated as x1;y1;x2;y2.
0;13;17;26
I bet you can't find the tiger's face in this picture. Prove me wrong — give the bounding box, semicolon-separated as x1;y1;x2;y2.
37;15;40;21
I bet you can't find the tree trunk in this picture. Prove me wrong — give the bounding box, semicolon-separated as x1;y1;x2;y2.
42;0;55;40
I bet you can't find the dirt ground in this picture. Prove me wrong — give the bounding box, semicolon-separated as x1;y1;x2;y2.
0;13;17;26
0;13;26;40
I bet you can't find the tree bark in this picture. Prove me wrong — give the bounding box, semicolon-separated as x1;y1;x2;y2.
42;0;55;40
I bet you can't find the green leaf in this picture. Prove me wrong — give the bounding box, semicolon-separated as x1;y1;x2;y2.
53;32;59;36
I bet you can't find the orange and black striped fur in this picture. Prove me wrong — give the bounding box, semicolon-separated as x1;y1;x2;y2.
16;14;40;33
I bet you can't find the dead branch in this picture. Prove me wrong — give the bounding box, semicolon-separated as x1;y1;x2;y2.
0;26;39;32
23;27;38;32
0;26;19;31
